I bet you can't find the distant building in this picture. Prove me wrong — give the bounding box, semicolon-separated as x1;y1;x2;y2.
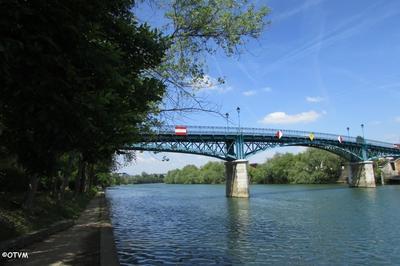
381;159;400;183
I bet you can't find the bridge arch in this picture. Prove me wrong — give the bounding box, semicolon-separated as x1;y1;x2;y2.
126;146;229;161
244;142;362;162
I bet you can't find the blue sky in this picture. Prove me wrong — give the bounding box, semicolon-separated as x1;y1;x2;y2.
120;0;400;175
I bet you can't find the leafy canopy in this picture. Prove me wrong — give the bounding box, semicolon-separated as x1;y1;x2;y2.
0;0;167;175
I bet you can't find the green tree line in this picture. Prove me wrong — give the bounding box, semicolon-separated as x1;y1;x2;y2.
162;149;345;185
112;172;164;185
164;162;226;184
250;149;345;184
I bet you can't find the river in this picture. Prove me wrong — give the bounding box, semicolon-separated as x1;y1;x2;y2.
107;184;400;265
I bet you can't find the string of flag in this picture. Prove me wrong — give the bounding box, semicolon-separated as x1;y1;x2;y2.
274;130;344;144
275;130;283;139
309;132;314;141
173;126;345;144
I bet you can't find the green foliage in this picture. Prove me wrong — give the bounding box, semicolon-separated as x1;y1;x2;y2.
163;149;343;185
164;0;269;73
249;149;345;184
0;0;270;209
374;159;387;178
164;161;225;184
111;172;164;185
200;161;225;183
0;147;28;192
142;0;270;112
0;0;167;177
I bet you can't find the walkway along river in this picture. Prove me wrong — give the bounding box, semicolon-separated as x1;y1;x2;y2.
107;184;400;265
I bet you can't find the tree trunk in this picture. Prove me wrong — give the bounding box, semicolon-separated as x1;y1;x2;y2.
74;156;83;195
23;174;39;210
60;155;73;201
87;164;94;191
79;161;87;193
51;174;58;197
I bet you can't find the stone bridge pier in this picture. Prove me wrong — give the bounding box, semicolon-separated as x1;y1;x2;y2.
345;161;376;187
225;160;250;198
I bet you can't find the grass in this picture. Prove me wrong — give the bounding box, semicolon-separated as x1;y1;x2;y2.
0;190;97;241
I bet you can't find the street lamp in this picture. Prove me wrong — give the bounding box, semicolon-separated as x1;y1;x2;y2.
346;127;350;139
225;112;229;132
361;124;365;139
236;107;241;133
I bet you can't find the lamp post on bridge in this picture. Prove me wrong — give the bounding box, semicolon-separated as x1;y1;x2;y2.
361;124;365;139
225;112;229;133
236;107;241;134
346;127;350;140
360;123;368;161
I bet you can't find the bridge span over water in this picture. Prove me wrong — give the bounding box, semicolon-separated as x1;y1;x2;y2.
128;125;400;198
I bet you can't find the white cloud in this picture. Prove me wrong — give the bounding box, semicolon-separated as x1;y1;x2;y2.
243;90;257;96
242;87;271;96
306;96;324;103
135;153;158;163
259;111;323;124
192;75;232;93
191;75;213;88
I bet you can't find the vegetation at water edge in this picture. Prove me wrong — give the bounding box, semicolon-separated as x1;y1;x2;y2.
160;148;345;184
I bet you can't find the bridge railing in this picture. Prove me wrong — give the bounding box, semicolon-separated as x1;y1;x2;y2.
151;125;395;149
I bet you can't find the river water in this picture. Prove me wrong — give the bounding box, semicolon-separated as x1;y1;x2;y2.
107;184;400;265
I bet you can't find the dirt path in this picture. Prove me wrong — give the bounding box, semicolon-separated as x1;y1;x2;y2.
4;193;118;266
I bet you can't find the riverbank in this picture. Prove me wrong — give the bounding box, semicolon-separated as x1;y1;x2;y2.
1;192;119;265
0;191;97;242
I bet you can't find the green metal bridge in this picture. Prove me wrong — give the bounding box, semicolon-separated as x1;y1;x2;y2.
129;125;400;162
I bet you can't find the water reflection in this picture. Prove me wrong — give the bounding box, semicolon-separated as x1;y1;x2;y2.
225;198;251;264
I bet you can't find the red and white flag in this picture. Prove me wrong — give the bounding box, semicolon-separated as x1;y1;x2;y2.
175;126;187;136
338;135;343;143
275;130;283;139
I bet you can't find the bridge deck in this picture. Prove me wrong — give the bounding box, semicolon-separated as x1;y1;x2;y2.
151;125;396;149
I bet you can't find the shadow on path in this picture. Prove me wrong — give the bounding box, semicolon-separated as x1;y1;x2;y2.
4;194;113;266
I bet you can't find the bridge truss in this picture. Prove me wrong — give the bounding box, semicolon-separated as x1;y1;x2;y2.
127;126;400;162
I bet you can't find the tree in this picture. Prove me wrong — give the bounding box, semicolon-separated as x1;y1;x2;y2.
0;0;167;207
0;0;271;206
249;149;344;184
200;162;225;184
137;0;270;116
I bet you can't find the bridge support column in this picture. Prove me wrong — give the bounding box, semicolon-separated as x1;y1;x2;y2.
349;161;376;188
225;160;249;198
